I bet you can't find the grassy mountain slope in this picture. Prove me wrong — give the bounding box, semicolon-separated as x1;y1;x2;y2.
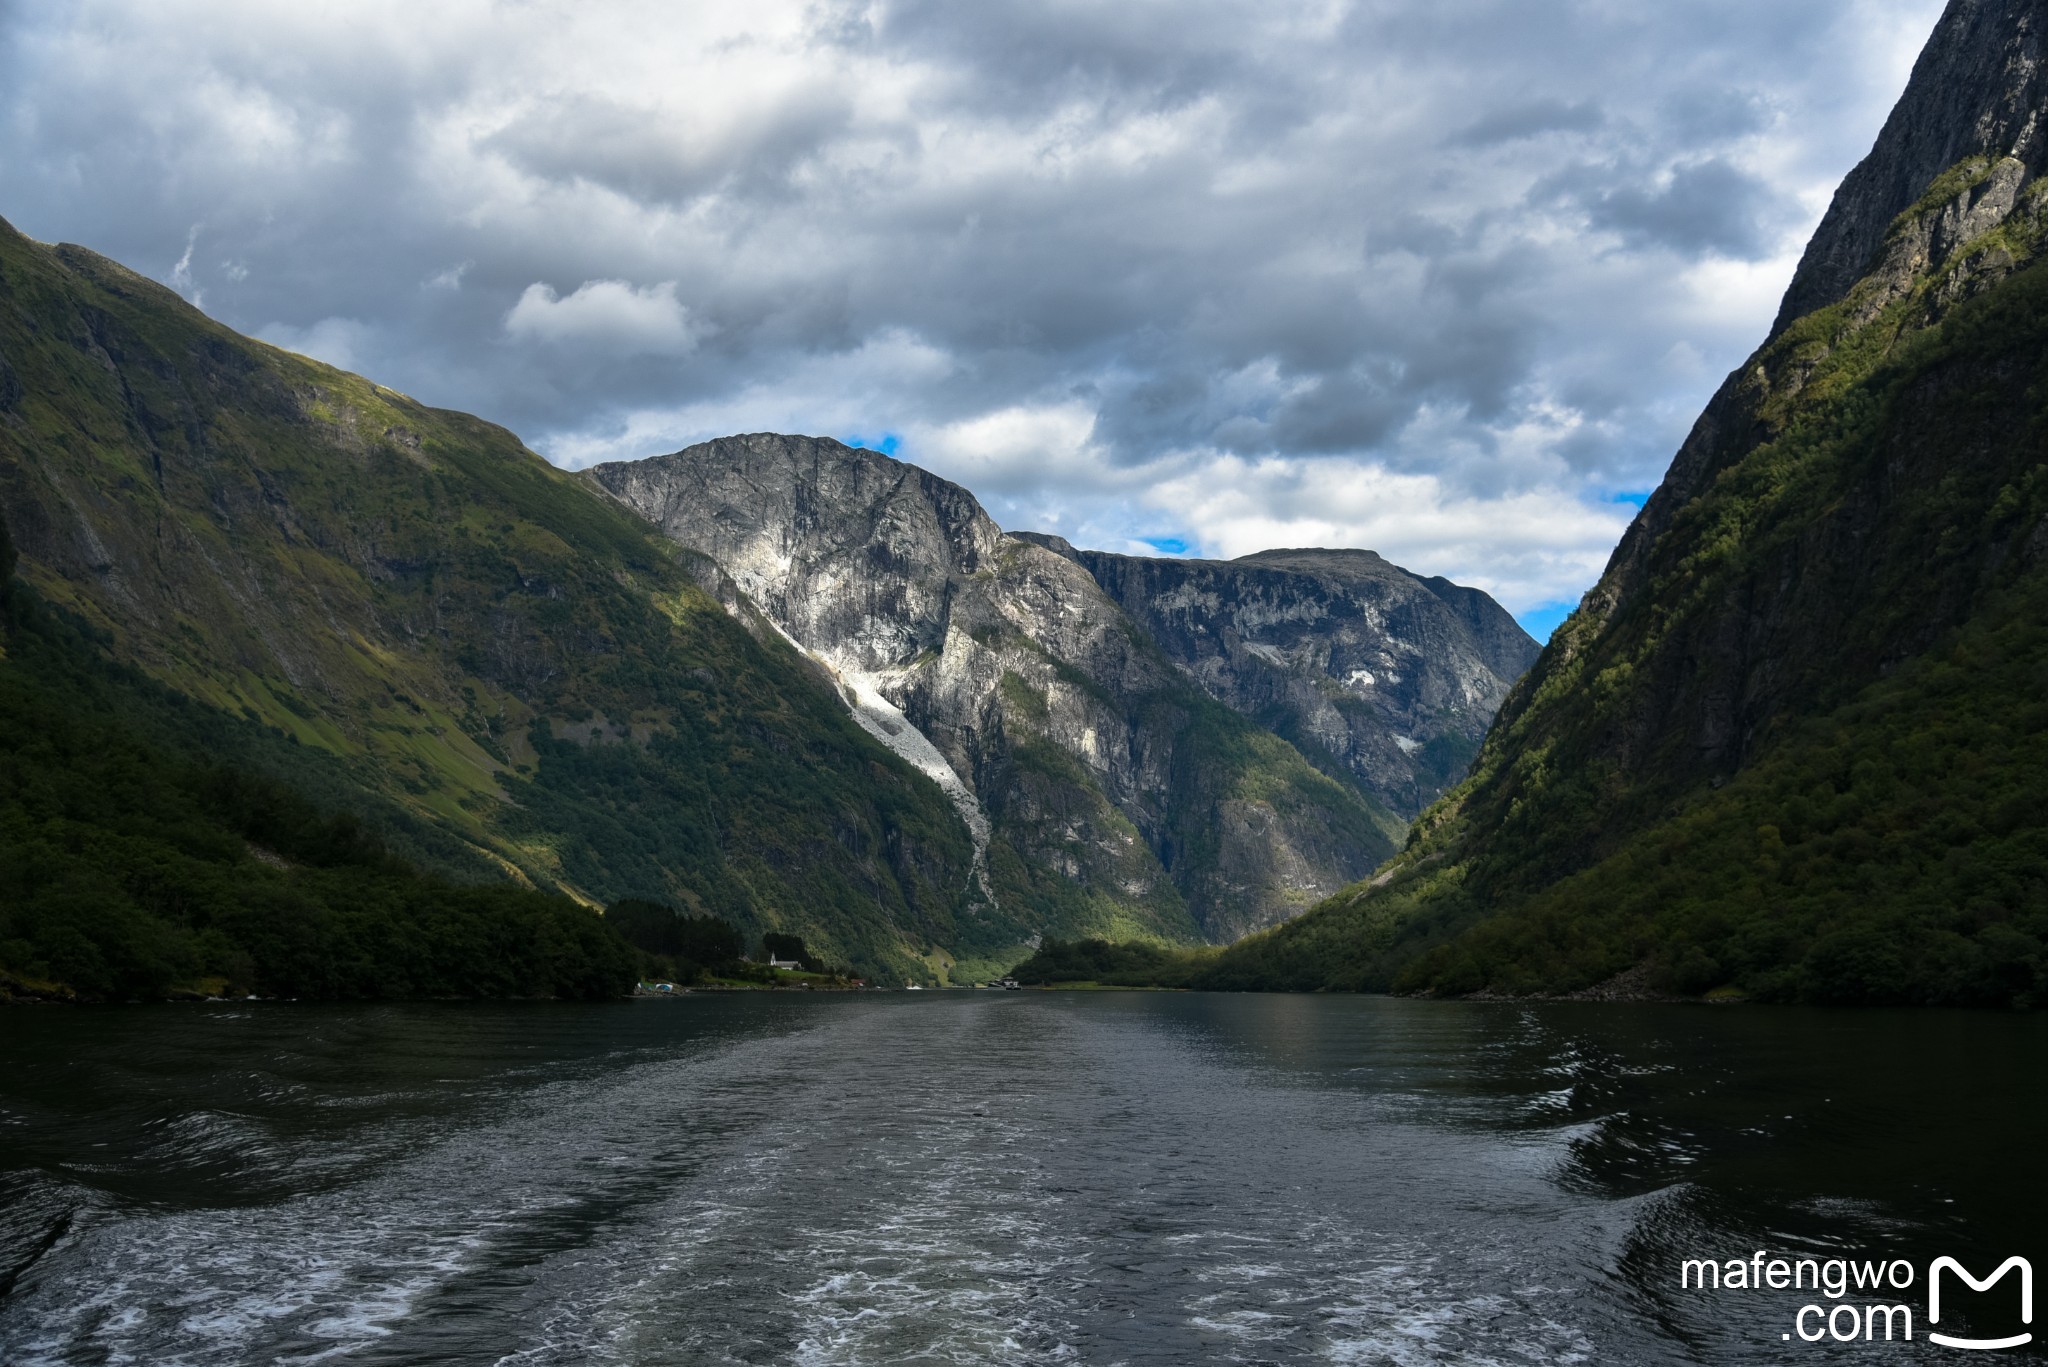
0;524;640;1002
1211;145;2048;1002
0;215;976;985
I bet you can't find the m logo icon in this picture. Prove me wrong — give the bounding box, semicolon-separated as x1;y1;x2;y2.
1928;1256;2033;1351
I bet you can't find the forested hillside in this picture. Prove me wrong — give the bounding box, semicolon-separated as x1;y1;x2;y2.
0;510;643;1001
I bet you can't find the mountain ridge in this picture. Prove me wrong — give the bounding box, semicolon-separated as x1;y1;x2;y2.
1774;0;2048;333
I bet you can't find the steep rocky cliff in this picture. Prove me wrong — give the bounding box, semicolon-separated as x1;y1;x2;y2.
1217;0;2048;1005
589;436;1450;948
1020;537;1538;816
1772;0;2048;333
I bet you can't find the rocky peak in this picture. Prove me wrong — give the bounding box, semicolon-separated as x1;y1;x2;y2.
591;435;1444;946
588;434;1005;675
1774;0;2048;332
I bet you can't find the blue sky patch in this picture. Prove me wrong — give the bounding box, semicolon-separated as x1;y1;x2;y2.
1514;601;1576;643
1139;535;1192;555
1610;489;1652;508
844;432;902;456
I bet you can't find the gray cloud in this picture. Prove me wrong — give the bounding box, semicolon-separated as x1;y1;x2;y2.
1450;99;1606;148
1541;156;1787;258
0;0;1945;614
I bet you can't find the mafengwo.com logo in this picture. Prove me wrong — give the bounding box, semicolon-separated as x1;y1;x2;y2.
1680;1251;2033;1348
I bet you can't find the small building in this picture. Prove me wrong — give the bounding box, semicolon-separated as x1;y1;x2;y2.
766;955;803;972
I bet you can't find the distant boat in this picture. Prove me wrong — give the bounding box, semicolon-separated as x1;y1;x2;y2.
905;983;923;991
1000;979;1021;991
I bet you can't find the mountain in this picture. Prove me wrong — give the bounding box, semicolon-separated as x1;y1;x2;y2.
1020;537;1538;816
589;436;1500;953
1213;0;2048;1006
0;216;1534;992
0;217;980;988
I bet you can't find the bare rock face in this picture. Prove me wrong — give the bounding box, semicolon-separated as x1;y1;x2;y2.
590;434;1520;947
1774;0;2048;334
590;433;1005;674
1019;538;1539;816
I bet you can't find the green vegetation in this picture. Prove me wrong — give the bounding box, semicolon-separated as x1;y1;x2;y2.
605;897;747;982
1147;685;1407;872
602;902;858;986
495;657;978;981
1009;936;1216;987
0;564;637;1002
979;661;1404;961
1394;592;2048;1005
0;217;1410;990
1202;158;2048;1006
22;141;2042;1010
980;733;1202;954
760;931;819;969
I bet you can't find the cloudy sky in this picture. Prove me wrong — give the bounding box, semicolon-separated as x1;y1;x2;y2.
0;0;1944;635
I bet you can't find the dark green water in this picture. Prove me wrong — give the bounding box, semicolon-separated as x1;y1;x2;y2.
0;993;2041;1364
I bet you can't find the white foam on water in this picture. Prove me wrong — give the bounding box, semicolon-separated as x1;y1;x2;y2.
486;1109;1089;1365
2;998;1651;1367
0;1027;824;1367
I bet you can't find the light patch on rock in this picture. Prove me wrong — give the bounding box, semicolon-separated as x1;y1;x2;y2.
1346;668;1376;688
1157;583;1221;615
1242;642;1289;666
756;617;997;908
840;669;992;858
1231;599;1329;630
1392;734;1422;755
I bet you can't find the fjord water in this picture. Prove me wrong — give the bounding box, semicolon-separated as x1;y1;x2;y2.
0;996;2041;1365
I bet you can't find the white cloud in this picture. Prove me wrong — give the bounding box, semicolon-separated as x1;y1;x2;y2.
1142;454;1633;612
0;0;1950;610
256;316;374;373
168;225;202;306
503;279;703;354
538;327;955;469
423;261;470;290
911;402;1110;496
